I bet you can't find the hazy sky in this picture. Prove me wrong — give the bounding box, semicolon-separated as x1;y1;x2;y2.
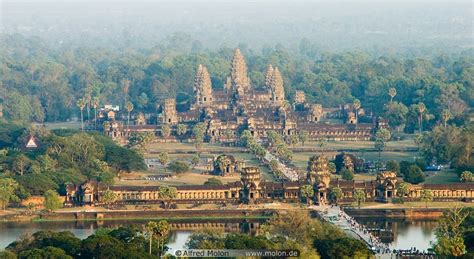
2;0;472;52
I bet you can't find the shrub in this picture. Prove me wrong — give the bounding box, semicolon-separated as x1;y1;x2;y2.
167;161;190;174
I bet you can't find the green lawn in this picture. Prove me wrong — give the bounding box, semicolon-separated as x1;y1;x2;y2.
424;169;460;184
39;121;82;130
299;138;417;151
146;142;245;153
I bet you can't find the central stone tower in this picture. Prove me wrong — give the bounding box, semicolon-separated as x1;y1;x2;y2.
230;49;251;97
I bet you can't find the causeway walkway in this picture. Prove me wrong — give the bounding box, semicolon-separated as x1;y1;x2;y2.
311;205;393;258
263;151;299;181
254;137;299;181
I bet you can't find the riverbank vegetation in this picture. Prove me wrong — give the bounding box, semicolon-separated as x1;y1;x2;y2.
0;123;146;210
432;207;473;258
0;210;373;258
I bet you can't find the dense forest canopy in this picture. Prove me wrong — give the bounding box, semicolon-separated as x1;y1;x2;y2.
0;33;472;129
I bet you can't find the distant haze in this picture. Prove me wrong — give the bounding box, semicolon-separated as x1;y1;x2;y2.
1;0;472;52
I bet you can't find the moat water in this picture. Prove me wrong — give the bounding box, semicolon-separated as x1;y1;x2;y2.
0;218;437;252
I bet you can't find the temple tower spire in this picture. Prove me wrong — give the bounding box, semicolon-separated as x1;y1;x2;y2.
194;64;213;105
230;48;251;93
265;64;274;88
270;67;285;105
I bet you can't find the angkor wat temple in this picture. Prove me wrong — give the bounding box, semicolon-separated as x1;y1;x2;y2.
103;49;387;143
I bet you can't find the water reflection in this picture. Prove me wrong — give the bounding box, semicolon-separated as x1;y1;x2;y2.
0;219;264;249
1;218;436;251
355;218;437;251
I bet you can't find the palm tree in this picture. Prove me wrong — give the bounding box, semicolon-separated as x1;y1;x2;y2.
441;109;451;128
125;101;134;134
154;220;170;257
388;87;397;103
299;184;314;205
76;98;86;131
92;97;100;129
353;99;361;121
146;221;158;255
102;121;110;133
417;102;426;133
85;92;92;121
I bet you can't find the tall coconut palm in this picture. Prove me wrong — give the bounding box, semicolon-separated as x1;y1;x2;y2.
146;221;158;255
92;97;100;129
154;220;170;257
85;92;92;121
125;101;134;134
76;98;86;131
353;99;361;121
441;109;451;128
102;121;110;133
388;87;397;103
417;102;426;133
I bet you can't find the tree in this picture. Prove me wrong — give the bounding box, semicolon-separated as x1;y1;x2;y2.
191;154;200;169
204;178;223;186
340;169;354;180
374;128;390;159
159;186;177;209
289;134;299;147
298;130;309;146
125;101;134;133
403;165;425;184
353;189;365;209
376;128;391;142
386;160;400;175
166;161;189;174
76;98;86;131
92;97;100;129
328;162;337;174
153;220;170;257
353;99;361;121
433;207;469;257
315;237;373;259
12;154;30;175
161;125;171;138
420;189;433;208
44;190;62;211
176;124;187;136
0;178;19;210
417;102;426;133
192;123;206;150
146;221;158;255
269;159;279;172
18;246;72;259
128;132;154;152
186;229;225;249
330;187;343;205
299;184;314;205
101;190;117;206
396;182;409;201
441;109;451;128
460;171;473;182
157;152;169;171
384;102;408;132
